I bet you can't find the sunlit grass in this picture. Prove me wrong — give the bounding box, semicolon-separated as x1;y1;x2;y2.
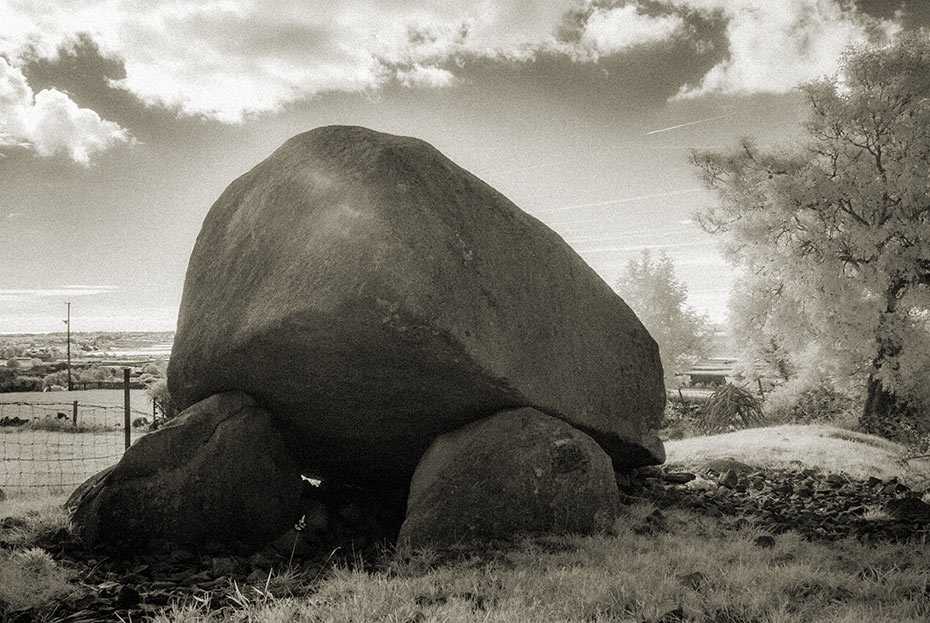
146;506;930;622
666;424;930;486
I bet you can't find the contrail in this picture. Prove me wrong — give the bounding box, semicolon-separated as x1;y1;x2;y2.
645;106;764;136
536;188;705;214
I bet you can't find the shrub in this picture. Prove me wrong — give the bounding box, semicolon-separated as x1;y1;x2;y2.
765;382;859;426
700;383;766;434
147;378;178;421
42;371;69;389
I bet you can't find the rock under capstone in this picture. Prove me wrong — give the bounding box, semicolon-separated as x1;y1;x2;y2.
398;408;621;546
68;392;302;549
168;125;665;485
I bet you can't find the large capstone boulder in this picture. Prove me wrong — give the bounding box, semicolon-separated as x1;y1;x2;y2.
398;408;620;547
169;125;665;485
68;392;302;549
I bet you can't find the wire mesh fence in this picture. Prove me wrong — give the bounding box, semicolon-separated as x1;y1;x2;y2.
0;400;153;492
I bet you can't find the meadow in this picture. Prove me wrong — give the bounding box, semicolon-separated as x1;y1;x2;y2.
0;389;152;491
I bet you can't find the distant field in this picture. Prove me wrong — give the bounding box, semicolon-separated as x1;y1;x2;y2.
0;389;152;427
0;390;152;492
0;429;126;492
0;389;151;408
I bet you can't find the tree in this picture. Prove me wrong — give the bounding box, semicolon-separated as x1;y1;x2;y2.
614;249;712;386
146;378;178;421
692;36;930;434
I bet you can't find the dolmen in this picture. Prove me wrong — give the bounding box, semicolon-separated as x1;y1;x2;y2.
68;125;666;552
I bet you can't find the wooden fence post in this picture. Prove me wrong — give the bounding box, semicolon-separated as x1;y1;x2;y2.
756;378;766;400
123;368;131;449
72;400;78;427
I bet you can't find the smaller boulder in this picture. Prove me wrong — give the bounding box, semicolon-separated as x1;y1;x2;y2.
399;408;619;547
68;391;303;551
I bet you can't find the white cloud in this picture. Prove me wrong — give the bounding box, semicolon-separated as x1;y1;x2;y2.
663;0;901;98
0;57;131;164
0;0;583;123
0;285;120;303
0;0;906;131
396;64;456;88
579;5;684;58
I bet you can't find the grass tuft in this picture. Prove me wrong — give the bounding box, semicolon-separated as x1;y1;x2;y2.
701;383;767;434
0;547;74;612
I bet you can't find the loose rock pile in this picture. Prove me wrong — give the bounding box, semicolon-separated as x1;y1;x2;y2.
632;462;930;543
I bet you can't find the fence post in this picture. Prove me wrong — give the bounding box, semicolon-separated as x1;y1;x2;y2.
756;378;766;400
123;368;131;449
677;387;685;404
72;400;78;427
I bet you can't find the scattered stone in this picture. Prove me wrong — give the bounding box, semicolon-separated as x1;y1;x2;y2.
718;470;739;489
663;472;696;484
1;516;27;530
67;392;303;551
885;497;930;523
168;125;666;486
115;585;140;609
210;556;238;577
166;549;195;565
399;408;620;547
754;535;776;549
685;476;717;491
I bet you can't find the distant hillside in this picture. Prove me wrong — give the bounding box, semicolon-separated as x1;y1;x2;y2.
1;332;174;361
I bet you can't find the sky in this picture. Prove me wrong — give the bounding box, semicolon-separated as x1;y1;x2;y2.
1;0;929;333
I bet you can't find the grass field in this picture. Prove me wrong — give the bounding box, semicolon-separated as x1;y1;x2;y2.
0;388;152;408
0;389;151;492
0;429;126;491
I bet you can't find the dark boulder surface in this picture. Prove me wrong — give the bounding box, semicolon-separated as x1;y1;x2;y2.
399;408;620;547
168;125;665;485
67;392;303;550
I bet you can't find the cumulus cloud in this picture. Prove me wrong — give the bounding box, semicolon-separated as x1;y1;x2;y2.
396;64;456;88
0;0;907;129
662;0;901;98
1;0;583;123
0;57;130;164
579;5;685;58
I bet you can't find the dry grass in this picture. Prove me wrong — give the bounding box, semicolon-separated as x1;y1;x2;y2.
147;506;930;622
0;490;75;615
0;547;75;613
666;424;930;487
5;426;930;621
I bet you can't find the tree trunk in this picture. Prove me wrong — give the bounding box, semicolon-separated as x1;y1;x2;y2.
859;283;918;440
860;373;920;442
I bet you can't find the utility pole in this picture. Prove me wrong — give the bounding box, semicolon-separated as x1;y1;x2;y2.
64;302;72;391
